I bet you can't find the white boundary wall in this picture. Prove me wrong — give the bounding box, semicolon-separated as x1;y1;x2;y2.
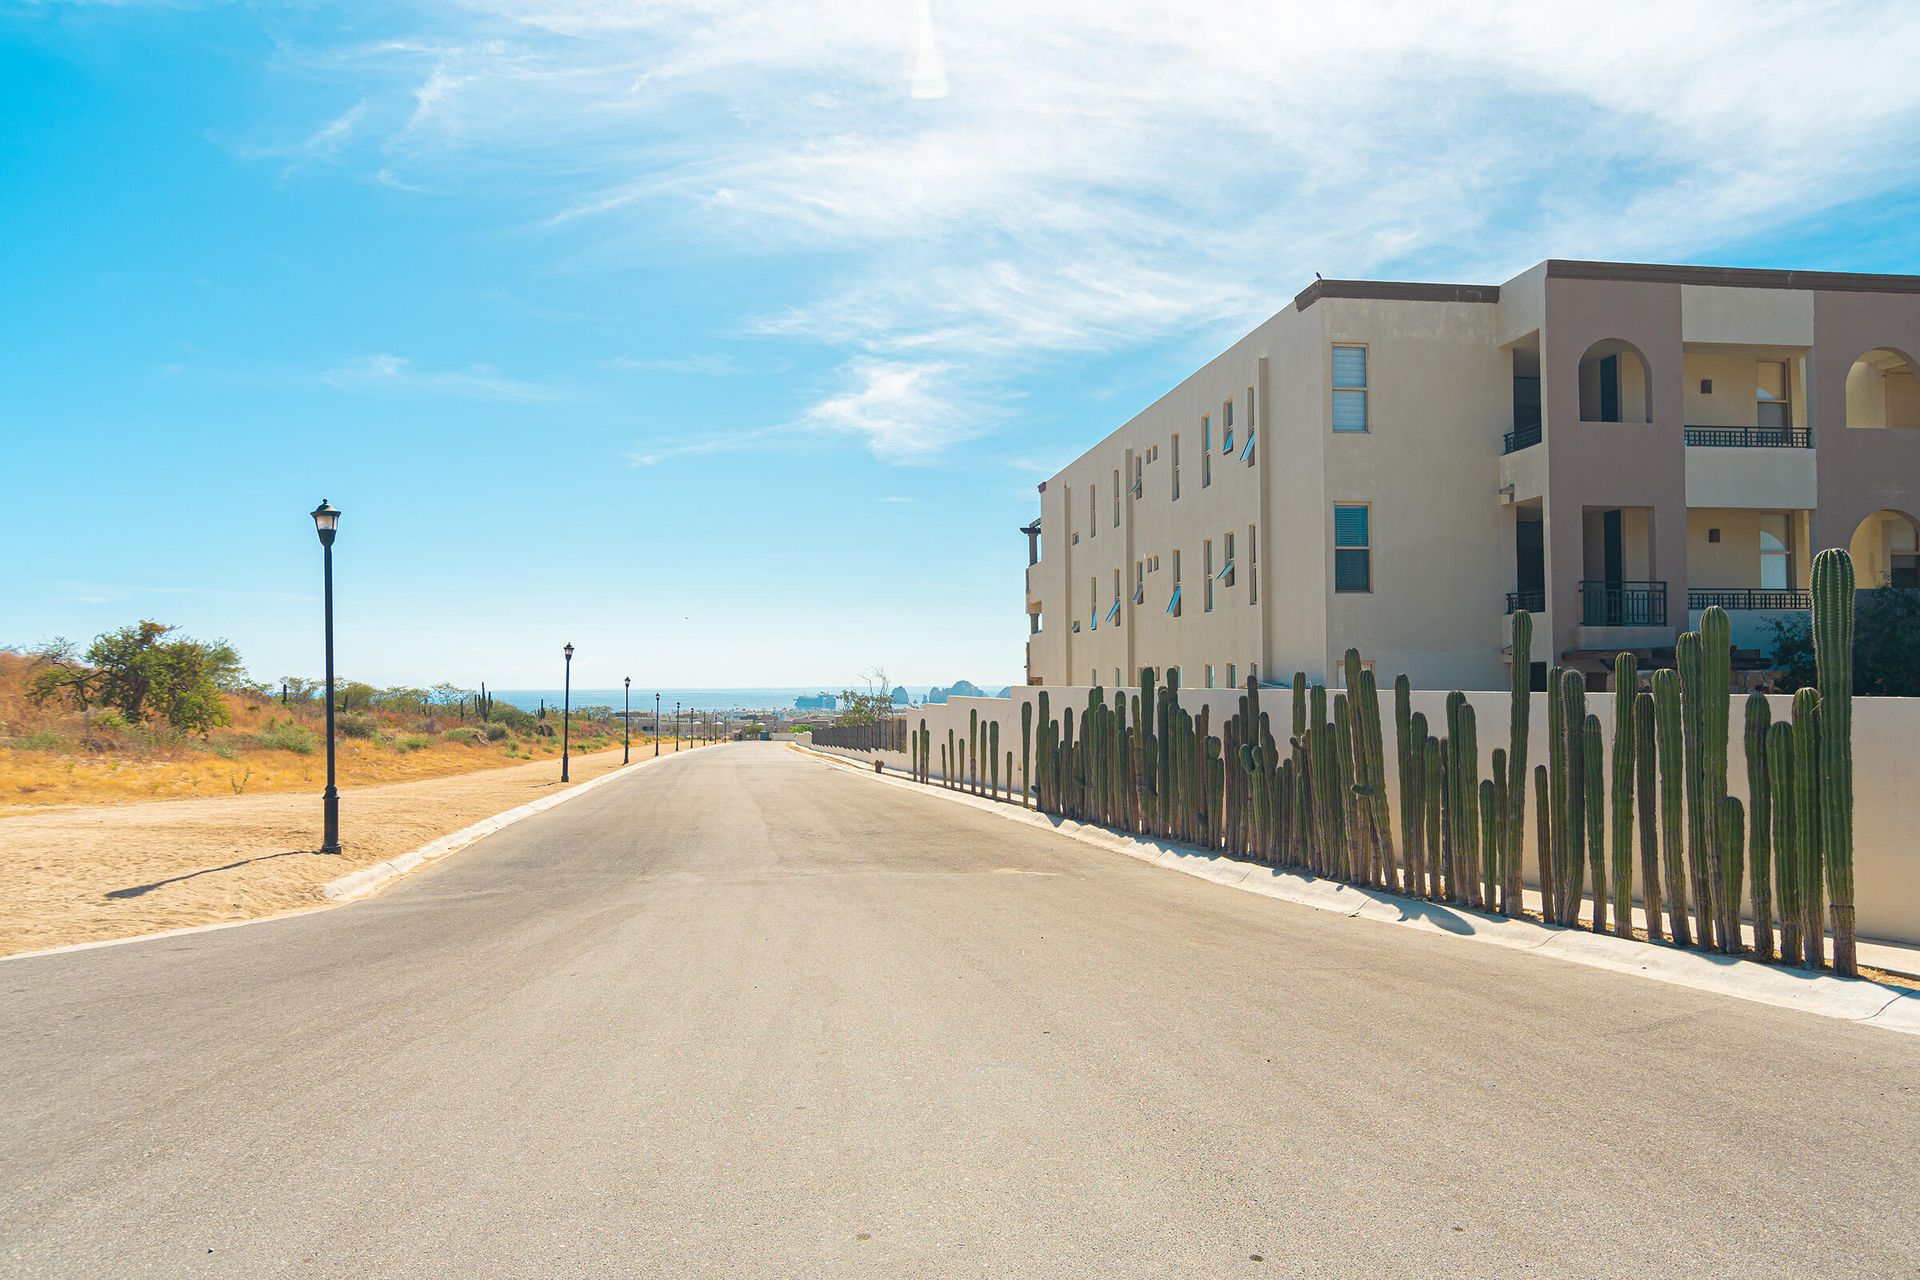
812;687;1920;947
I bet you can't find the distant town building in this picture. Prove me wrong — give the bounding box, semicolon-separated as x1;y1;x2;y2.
794;692;838;711
1024;259;1920;690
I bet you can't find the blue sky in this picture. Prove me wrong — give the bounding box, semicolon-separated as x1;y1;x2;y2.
6;1;1920;691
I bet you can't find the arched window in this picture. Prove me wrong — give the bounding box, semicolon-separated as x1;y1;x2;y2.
1577;339;1653;423
1759;524;1789;590
1844;348;1920;429
1848;509;1920;588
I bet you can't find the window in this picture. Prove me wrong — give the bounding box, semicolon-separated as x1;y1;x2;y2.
1090;576;1099;629
1202;416;1212;488
1205;664;1215;689
1107;569;1121;625
1134;457;1144;496
1135;560;1145;603
1247;385;1255;435
1113;469;1121;526
1334;504;1371;592
1227;663;1237;689
1333;344;1368;432
1222;530;1236;587
1114;668;1122;686
1760;514;1792;590
1170;549;1183;616
1088;485;1096;538
1204;539;1215;611
1248;524;1259;604
1171;433;1181;500
1250;662;1260;685
1223;400;1234;454
1757;360;1791;433
1029;609;1041;635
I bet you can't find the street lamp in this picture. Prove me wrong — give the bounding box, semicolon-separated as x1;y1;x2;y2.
311;500;342;854
623;676;631;765
561;643;574;782
675;700;682;752
654;692;661;756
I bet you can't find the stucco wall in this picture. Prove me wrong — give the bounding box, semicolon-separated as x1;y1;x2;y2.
829;687;1920;947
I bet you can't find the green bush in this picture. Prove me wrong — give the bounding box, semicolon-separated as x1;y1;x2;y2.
443;727;482;745
257;720;319;755
395;734;431;752
87;708;131;732
8;729;69;751
339;712;377;739
484;723;508;741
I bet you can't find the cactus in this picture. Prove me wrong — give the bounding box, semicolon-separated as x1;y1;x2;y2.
1507;611;1534;920
1395;674;1414;884
1406;710;1429;894
1634;692;1662;942
1811;548;1856;976
1676;631;1717;948
1424;737;1445;899
1583;714;1606;933
1533;764;1550;921
1792;687;1824;968
1543;665;1564;922
1035;692;1050;806
1557;670;1586;928
1744;694;1774;961
1020;701;1033;804
1700;606;1734;950
1611;653;1637;938
1721;794;1745;955
990;719;1001;799
1478;777;1497;910
1488;747;1508;910
1651;668;1690;946
1355;666;1395;889
1767;720;1799;964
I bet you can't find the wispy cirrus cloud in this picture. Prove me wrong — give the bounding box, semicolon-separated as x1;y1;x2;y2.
320;353;565;402
264;1;1920;457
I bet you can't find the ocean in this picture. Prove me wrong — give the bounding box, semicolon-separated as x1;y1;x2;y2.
489;687;1008;714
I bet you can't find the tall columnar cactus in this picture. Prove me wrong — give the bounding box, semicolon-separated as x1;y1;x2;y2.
1424;737;1445;899
1677;631;1717;949
1395;674;1414;882
947;727;958;791
1021;701;1033;806
1651;668;1690;946
1610;653;1637;938
1766;719;1800;964
1333;695;1357;881
1557;670;1586;928
1458;700;1480;909
1634;692;1662;942
1721;795;1746;955
1478;777;1497;910
1406;711;1429;891
1356;667;1395;890
990;719;1001;801
1533;765;1550;921
969;709;981;793
1508;610;1534;917
1792;687;1824;968
1035;692;1050;807
1744;694;1774;962
1543;665;1565;922
1811;548;1857;976
1700;607;1735;951
1583;714;1606;934
1488;747;1508;910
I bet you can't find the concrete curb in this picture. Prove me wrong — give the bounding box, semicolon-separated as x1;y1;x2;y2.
321;748;689;903
792;744;1920;1036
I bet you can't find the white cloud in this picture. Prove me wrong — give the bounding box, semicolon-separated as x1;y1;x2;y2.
320;352;565;401
271;1;1920;453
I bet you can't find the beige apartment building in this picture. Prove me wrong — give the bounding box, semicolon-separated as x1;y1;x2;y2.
1022;259;1920;691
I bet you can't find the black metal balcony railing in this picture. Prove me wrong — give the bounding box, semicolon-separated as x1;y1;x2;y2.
1683;425;1812;448
1580;579;1668;627
1502;421;1542;454
1688;587;1812;611
1505;589;1544;615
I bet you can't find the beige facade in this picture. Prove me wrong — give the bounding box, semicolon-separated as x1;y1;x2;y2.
1024;260;1920;690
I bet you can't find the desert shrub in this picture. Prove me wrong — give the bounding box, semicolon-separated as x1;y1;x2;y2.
28;620;241;733
395;734;431;752
257;719;319;755
443;727;481;745
490;704;536;733
339;712;378;739
8;729;69;751
87;708;131;732
484;723;508;741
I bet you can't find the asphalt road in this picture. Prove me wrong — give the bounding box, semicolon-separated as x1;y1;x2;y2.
3;742;1916;1278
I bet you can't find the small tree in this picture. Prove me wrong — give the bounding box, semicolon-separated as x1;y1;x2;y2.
30;620;242;733
1769;586;1920;695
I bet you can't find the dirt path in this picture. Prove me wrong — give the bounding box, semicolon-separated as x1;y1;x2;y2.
0;741;713;956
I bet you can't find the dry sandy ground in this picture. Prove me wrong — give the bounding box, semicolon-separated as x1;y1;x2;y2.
0;741;714;957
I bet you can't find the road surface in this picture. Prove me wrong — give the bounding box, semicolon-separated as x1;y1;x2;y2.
3;742;1915;1277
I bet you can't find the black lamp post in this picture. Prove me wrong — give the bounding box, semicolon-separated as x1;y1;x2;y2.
561;643;574;782
623;676;631;765
654;692;661;756
311;500;342;854
675;700;682;752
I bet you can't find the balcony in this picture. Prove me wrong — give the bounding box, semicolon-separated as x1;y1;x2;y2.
1687;587;1811;611
1502;421;1542;455
1683;425;1811;449
1504;589;1543;615
1580;579;1667;627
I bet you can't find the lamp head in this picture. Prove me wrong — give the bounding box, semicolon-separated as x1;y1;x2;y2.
311;500;341;546
563;643;574;660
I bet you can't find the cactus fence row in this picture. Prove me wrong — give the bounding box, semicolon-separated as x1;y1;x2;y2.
900;549;1864;976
